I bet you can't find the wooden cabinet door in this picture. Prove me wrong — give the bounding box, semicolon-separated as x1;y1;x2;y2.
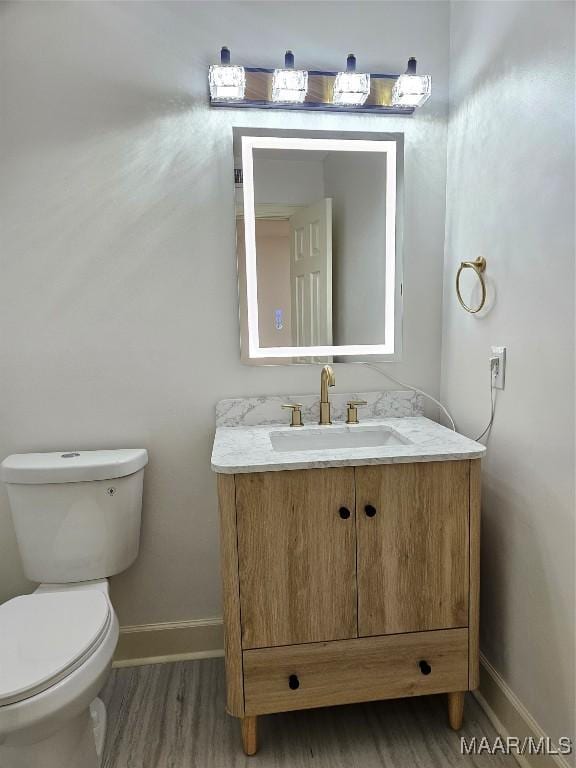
356;461;470;636
236;468;357;649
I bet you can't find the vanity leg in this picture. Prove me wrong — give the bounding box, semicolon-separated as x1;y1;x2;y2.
447;691;465;730
241;716;258;756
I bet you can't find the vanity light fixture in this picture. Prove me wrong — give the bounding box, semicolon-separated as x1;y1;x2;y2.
391;57;431;108
332;54;370;106
272;51;308;103
208;46;246;101
208;50;431;114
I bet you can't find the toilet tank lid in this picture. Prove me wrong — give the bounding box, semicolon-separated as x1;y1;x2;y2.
0;448;148;484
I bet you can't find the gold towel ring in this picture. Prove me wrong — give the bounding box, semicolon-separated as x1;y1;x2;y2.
456;257;487;314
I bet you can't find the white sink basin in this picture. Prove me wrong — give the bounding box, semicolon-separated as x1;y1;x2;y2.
270;425;412;453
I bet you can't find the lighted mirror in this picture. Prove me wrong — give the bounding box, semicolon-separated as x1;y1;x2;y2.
234;128;404;364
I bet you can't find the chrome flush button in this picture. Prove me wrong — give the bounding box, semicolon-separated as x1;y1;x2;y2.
61;452;80;458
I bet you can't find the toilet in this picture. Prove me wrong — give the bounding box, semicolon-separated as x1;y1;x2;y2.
0;448;148;768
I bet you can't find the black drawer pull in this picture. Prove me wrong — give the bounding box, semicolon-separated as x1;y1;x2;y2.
364;504;377;518
288;674;300;690
418;660;432;675
339;507;351;519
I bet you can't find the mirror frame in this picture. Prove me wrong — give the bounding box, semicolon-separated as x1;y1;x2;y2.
234;128;404;364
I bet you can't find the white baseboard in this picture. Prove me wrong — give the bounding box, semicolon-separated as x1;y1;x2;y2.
474;654;573;768
113;617;224;668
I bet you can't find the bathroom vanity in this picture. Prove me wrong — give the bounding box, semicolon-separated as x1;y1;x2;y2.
212;393;484;756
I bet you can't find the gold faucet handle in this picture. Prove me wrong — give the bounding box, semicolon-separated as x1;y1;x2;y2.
346;400;368;425
282;403;304;427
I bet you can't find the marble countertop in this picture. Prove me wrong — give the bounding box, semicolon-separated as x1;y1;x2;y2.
211;416;486;474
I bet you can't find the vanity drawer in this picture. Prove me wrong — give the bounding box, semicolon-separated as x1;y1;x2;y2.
243;628;468;715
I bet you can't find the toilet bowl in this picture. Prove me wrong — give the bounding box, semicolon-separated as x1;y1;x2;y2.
0;581;119;768
0;448;148;768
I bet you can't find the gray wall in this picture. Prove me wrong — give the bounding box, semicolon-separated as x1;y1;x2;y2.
0;1;449;624
442;0;575;752
324;153;388;345
253;157;324;205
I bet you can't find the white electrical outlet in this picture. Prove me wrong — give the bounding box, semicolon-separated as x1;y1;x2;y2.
491;346;506;389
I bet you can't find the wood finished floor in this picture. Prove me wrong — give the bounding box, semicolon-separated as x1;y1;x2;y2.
101;658;516;768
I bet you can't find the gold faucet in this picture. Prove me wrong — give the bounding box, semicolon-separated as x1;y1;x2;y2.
319;365;335;425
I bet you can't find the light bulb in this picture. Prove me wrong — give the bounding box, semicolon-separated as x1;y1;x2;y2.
272;51;308;103
209;46;246;101
332;54;370;106
391;58;431;107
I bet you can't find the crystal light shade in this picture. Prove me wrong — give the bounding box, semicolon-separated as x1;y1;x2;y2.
332;72;370;106
209;64;246;101
391;74;431;107
272;68;308;103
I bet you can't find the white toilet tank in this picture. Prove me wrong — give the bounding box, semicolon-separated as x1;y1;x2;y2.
0;449;148;583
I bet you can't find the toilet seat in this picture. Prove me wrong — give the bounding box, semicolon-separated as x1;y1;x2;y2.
0;591;111;707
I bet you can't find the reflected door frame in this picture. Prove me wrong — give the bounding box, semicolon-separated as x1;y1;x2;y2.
236;204;303;365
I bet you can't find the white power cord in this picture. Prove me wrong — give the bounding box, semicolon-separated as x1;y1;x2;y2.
362;363;457;432
474;357;499;442
363;358;499;443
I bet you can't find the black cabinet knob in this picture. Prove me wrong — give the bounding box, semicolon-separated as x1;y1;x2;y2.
288;674;300;690
364;504;377;518
339;507;351;519
418;660;432;675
